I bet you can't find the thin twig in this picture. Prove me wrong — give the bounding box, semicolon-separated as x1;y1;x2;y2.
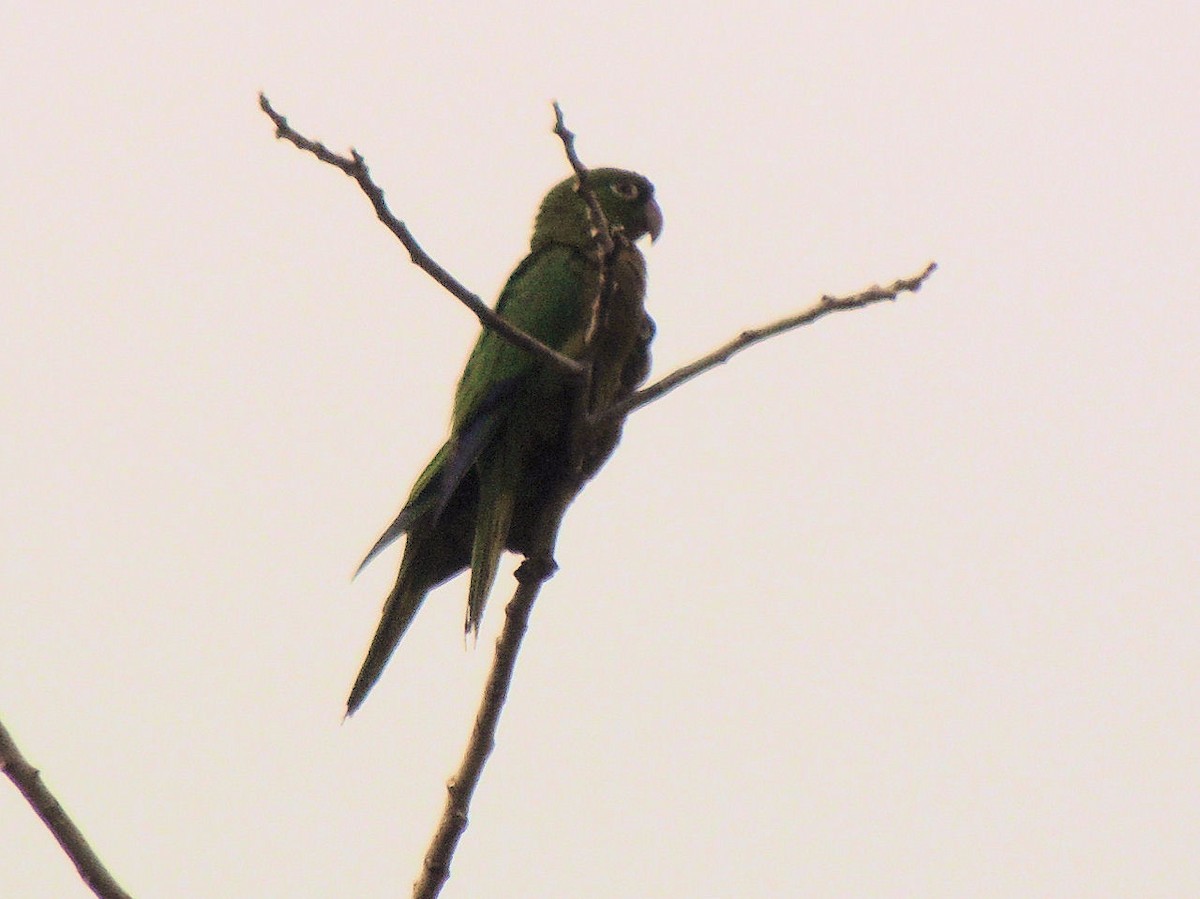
551;102;613;258
258;93;582;377
0;716;135;899
600;261;939;424
551;103;614;367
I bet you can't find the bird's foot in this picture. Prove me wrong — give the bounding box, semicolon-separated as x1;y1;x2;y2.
515;554;558;585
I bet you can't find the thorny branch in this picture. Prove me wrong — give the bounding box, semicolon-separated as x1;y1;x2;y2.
258;93;583;378
0;717;134;899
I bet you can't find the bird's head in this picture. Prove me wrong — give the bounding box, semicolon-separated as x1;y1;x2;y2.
532;168;663;251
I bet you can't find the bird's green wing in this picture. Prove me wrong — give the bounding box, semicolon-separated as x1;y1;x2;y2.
354;243;590;573
453;242;597;630
452;243;594;430
350;243;595;685
347;168;662;715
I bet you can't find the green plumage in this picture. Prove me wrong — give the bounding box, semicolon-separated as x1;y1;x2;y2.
347;168;662;715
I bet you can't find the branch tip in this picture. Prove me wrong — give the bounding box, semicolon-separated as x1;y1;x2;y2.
602;260;939;423
258;93;581;376
549;103;612;260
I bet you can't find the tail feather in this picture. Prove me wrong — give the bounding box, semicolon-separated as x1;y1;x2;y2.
347;385;520;712
354;436;463;579
346;567;428;716
354;504;421;578
465;443;518;634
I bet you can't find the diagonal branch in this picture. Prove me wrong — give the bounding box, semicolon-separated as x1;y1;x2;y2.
412;498;567;899
1;716;135;899
258;93;582;377
600;262;939;425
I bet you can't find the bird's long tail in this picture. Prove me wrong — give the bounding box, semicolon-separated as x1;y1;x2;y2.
346;565;428;716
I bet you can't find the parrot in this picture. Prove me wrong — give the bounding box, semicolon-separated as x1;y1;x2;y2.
347;167;663;715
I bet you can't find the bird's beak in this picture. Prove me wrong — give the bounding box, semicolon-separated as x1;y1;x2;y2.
644;196;664;243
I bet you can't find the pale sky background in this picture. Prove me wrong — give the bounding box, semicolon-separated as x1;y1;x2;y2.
2;2;1198;897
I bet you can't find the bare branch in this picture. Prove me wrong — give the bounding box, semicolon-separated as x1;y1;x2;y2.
551;102;613;258
258;93;582;377
1;717;135;899
413;499;568;899
601;262;939;424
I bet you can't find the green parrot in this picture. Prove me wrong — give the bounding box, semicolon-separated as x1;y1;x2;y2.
347;167;663;715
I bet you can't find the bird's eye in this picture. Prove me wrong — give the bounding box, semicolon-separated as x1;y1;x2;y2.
610;180;640;200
